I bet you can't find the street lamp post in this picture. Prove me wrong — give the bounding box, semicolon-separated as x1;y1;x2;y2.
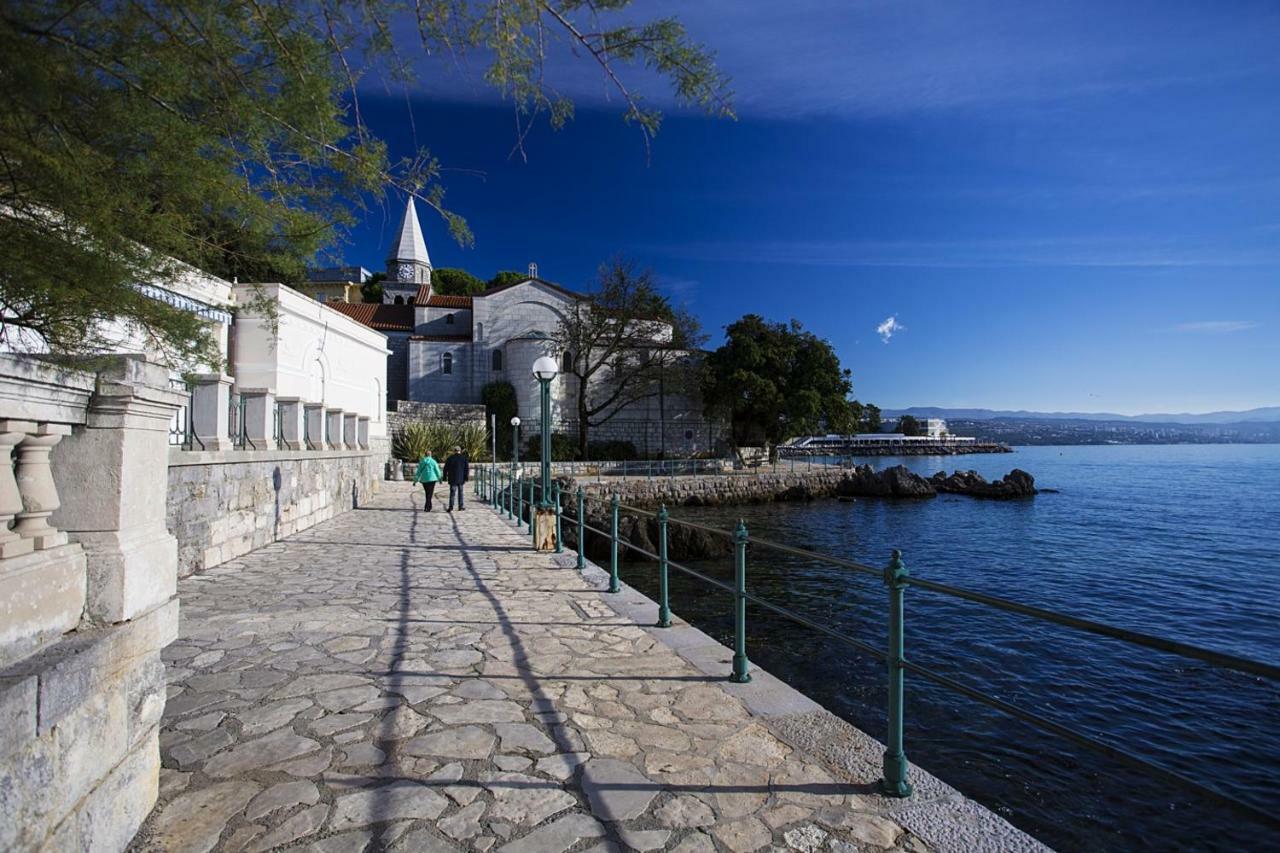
531;355;559;548
532;353;558;504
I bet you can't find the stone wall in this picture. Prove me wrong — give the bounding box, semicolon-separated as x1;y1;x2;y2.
573;468;850;508
167;440;387;577
386;399;487;446
522;416;729;458
1;354;182;851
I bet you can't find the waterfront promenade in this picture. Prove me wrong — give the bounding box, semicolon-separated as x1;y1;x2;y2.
131;483;1044;853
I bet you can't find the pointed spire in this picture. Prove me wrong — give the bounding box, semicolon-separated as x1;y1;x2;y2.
387;197;431;268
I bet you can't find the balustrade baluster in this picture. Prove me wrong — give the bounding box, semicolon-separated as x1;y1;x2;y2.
13;424;71;549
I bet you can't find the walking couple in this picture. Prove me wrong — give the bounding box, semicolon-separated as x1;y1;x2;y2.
412;446;469;512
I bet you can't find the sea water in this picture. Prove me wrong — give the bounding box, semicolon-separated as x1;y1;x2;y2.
621;445;1280;851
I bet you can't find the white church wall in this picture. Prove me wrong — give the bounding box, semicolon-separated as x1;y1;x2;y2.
419;307;472;336
231;283;390;437
408;339;476;404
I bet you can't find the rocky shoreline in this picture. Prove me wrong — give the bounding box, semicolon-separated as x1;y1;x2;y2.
558;465;1038;562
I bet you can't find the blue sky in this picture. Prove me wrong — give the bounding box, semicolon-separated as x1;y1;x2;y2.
336;0;1280;415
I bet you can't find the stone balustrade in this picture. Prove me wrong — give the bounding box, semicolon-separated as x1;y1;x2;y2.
0;354;184;850
176;379;380;457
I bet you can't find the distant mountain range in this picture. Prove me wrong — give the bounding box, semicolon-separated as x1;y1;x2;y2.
884;406;1280;425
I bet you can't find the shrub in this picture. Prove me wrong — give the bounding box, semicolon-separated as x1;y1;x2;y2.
523;432;578;462
481;381;517;459
588;439;638;460
394;420;491;462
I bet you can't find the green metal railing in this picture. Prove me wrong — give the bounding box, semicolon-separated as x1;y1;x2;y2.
471;471;1280;830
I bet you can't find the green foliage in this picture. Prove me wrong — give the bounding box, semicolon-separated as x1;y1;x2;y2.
523;433;580;462
702;315;855;448
588;439;640;461
897;414;922;437
0;1;731;361
487;271;529;290
848;400;882;434
361;272;386;304
394;419;490;462
393;422;434;462
481;381;518;458
432;268;486;296
522;434;639;461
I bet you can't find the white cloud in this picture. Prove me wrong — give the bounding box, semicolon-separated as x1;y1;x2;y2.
877;315;904;343
1173;321;1260;333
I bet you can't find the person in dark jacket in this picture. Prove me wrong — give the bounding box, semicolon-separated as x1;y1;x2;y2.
443;445;469;512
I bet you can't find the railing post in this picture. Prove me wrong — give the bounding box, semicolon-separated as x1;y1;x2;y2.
530;480;537;547
880;549;913;798
576;487;585;572
656;505;671;628
516;472;523;527
553;481;563;553
507;471;514;519
729;519;751;683
608;493;621;593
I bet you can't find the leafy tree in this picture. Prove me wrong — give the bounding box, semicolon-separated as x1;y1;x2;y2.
848;400;882;434
432;268;486;296
702;315;854;450
361;272;387;304
0;1;731;364
481;380;518;459
554;258;703;458
897;414;922;437
487;270;531;290
864;402;883;433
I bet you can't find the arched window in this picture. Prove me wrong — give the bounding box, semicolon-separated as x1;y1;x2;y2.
446;313;455;325
492;349;503;371
442;352;453;375
393;295;404;305
476;322;484;341
562;351;573;373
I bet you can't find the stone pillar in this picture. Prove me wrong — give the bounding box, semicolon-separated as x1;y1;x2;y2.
343;413;357;449
326;408;345;450
357;416;370;450
51;356;185;623
14;424;72;550
239;388;273;449
190;374;232;451
303;403;324;450
0;420;35;559
278;397;304;450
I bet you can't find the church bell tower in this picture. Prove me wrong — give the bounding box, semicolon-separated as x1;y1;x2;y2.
383;197;432;304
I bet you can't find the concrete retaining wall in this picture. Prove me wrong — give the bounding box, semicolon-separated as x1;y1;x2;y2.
166;440;387;577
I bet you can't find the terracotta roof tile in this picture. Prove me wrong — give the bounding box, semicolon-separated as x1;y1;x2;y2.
425;293;473;308
327;301;414;332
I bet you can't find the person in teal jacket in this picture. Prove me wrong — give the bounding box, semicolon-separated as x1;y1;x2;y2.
412;451;443;511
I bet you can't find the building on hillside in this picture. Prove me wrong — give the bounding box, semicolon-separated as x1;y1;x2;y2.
327;197;722;456
303;266;371;304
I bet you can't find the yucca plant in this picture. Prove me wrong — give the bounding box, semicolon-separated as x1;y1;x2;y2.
454;422;490;461
393;422;434;462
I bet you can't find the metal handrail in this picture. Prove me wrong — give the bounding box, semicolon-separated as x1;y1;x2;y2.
483;481;1280;831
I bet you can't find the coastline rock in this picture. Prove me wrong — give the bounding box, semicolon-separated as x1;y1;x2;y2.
930;468;1036;499
835;465;935;499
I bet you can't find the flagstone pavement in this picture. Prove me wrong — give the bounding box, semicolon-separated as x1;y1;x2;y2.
129;483;1042;853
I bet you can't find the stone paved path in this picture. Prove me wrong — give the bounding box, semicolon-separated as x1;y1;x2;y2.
131;483;1038;853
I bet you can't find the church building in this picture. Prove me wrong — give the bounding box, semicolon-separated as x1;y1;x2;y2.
327;198;717;455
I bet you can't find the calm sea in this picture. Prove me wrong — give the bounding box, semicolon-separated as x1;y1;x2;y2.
619;445;1280;852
